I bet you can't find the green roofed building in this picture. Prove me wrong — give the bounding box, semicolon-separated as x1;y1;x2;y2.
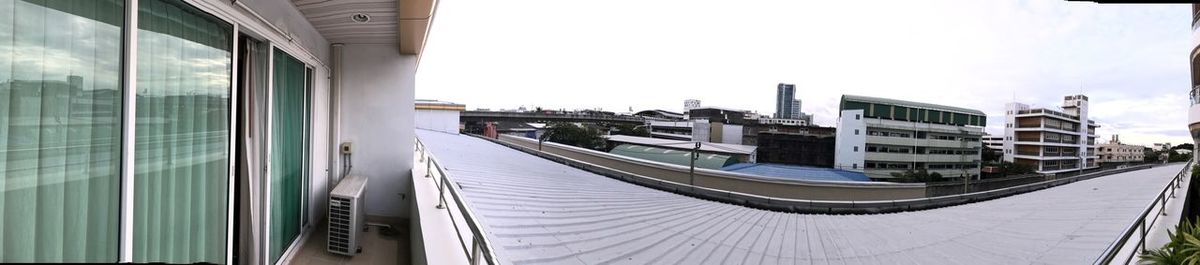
609;144;739;169
834;95;986;180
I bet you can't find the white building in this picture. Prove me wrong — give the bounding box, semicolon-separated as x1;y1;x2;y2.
415;100;466;134
1002;95;1100;174
834;95;985;180
1097;135;1144;164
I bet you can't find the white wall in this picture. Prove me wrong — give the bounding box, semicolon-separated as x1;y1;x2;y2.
834;110;866;172
692;119;710;143
721;124;743;145
415;109;460;134
238;0;329;63
339;44;416;219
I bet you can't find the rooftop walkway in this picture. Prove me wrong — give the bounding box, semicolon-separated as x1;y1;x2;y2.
416;130;1185;265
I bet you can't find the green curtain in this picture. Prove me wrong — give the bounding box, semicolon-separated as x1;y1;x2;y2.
0;0;123;262
269;48;306;265
133;0;231;263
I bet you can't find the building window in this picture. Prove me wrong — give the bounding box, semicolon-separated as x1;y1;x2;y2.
0;0;125;262
854;146;859;152
854;129;859;135
853;163;858;169
855;114;861;120
134;0;233;263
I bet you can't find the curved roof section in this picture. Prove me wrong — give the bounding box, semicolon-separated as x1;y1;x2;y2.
610;144;738;169
416;129;1185;265
721;163;871;182
842;94;986;116
605;135;756;155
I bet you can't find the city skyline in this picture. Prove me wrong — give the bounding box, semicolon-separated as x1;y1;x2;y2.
417;0;1191;147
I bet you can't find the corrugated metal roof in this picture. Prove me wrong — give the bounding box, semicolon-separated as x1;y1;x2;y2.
842;94;986;116
416;129;1185;265
605;135;756;155
721;163;871;182
610;144;738;170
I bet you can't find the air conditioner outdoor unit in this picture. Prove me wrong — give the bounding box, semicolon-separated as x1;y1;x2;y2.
328;175;367;256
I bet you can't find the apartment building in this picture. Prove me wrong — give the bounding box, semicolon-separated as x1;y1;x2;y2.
1097;135;1144;164
834;95;985;180
1002;95;1100;174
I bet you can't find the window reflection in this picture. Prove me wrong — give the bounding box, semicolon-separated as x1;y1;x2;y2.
133;0;231;263
0;0;124;262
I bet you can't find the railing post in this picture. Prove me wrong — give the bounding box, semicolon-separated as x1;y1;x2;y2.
1140;220;1147;251
436;177;447;209
470;238;483;265
1162;193;1168;216
426;158;432;178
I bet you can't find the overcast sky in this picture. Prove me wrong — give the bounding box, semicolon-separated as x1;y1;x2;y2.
416;0;1192;147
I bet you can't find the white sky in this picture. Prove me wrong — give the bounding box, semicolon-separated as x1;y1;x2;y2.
416;0;1193;147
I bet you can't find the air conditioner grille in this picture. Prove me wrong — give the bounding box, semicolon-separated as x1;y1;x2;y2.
328;196;352;254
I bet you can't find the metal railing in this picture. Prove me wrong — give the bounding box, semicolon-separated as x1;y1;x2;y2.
415;137;500;265
1093;161;1192;265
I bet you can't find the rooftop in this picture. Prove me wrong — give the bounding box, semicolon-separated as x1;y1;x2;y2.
604;134;757;155
721;163;871;182
842;94;986;116
416;129;1186;264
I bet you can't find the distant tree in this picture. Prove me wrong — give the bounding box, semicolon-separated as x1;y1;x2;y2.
981;146;1001;163
610;124;650;137
994;161;1035;176
540;122;606;150
1173;143;1195;151
1169;150;1191;163
889;169;946;183
1146;149;1162;163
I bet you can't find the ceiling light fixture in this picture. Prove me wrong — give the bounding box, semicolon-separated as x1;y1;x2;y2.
351;13;370;23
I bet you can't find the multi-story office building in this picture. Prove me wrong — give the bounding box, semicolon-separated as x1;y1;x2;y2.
834;95;985;180
776;83;797;119
1002;95;1100;174
756;126;837;167
0;0;436;263
981;134;1005;162
1097;135;1145;165
982;134;1004;149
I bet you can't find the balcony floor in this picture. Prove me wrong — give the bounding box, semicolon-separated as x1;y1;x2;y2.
287;220;410;265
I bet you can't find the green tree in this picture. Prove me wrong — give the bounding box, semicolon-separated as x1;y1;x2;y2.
610;124;650;137
889;169;946;183
540;122;606;150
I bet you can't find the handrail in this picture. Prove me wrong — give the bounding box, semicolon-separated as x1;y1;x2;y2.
415;137;500;265
1093;161;1192;265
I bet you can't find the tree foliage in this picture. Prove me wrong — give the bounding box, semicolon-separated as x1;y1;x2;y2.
890;169;945;183
540;122;606;150
610;124;650;137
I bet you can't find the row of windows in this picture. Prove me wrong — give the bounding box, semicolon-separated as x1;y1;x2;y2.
842;100;986;127
864;163;979;170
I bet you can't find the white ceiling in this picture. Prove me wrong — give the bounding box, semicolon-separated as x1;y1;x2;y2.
293;0;437;55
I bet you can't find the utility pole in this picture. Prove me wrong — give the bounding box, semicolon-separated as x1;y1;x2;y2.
690;142;700;186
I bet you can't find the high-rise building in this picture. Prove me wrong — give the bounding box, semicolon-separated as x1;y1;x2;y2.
790;99;802;119
1002;95;1100;174
834;95;985;179
776;83;796;119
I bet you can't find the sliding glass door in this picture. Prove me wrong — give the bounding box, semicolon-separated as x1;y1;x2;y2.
0;0;124;262
269;48;308;264
133;0;232;263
